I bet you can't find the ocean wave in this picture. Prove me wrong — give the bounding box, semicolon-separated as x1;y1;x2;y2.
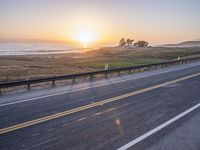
0;42;83;55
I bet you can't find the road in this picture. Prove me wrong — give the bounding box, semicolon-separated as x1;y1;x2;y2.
0;62;200;150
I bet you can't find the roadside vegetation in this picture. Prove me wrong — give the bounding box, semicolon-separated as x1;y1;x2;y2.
0;46;200;82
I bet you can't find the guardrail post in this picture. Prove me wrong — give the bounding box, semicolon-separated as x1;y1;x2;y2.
27;84;31;90
90;74;93;80
129;69;132;74
72;77;75;83
52;80;55;86
105;72;108;78
118;70;121;76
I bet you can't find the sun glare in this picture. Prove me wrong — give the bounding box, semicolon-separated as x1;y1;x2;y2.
77;30;94;48
71;23;97;48
78;31;94;48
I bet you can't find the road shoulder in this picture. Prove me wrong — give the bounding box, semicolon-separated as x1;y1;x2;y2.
146;109;200;150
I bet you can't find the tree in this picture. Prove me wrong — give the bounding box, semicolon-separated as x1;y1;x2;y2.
134;41;148;47
126;39;134;46
130;39;134;45
119;38;126;47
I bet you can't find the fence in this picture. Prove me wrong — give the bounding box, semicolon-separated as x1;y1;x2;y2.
0;57;200;95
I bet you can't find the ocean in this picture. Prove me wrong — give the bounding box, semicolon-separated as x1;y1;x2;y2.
0;42;83;56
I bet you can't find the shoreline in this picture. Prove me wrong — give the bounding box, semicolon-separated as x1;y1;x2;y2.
0;48;93;56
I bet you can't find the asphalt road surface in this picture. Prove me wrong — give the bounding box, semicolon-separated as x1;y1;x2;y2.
0;62;200;150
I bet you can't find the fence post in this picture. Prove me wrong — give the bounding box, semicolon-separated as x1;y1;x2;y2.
52;80;55;86
90;74;93;80
118;70;121;76
27;84;31;90
146;66;149;71
72;77;75;83
105;72;108;78
129;69;132;74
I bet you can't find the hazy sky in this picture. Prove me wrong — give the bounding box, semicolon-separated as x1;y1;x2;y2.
0;0;200;45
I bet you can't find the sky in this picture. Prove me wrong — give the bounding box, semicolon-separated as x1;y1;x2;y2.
0;0;200;45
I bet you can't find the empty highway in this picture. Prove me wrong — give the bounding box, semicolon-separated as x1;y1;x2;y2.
0;62;200;150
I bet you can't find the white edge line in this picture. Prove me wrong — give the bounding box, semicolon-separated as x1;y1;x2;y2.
0;63;200;107
117;102;200;150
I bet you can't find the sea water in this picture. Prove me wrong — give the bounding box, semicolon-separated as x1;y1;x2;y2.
0;42;81;55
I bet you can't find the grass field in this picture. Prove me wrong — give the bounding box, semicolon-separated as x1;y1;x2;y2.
0;46;200;82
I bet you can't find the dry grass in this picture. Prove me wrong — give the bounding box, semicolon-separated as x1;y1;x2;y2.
0;46;200;82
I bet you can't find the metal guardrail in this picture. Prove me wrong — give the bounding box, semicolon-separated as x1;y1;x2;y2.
0;57;200;95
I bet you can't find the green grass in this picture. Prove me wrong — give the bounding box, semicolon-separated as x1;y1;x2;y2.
74;47;200;69
74;58;164;69
1;46;200;82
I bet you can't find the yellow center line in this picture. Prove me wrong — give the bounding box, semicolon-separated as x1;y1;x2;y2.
0;72;199;135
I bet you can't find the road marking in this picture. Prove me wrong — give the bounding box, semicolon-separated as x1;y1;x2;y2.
92;107;117;117
30;137;57;149
1;63;200;107
46;128;54;132
93;112;102;116
31;133;40;137
122;103;131;107
62;123;69;127
76;117;86;122
0;72;199;135
117;102;200;150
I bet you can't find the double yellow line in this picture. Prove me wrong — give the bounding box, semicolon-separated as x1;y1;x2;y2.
0;72;199;135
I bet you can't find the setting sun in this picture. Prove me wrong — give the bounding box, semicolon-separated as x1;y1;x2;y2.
77;30;94;48
66;18;103;48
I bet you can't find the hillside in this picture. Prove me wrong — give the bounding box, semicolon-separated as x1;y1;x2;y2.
159;41;200;47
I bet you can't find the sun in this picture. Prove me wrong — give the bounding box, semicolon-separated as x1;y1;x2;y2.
68;22;99;48
78;32;93;43
78;31;94;48
77;30;94;48
72;25;96;48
